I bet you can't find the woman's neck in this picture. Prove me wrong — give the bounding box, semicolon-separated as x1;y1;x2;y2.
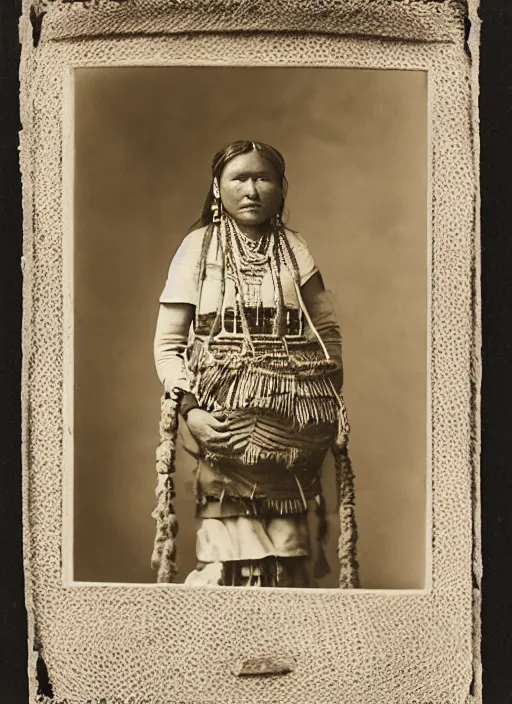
234;221;270;241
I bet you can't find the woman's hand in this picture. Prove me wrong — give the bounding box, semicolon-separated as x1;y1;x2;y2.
186;409;253;455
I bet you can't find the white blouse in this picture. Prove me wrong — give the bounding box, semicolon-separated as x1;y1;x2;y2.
159;226;318;312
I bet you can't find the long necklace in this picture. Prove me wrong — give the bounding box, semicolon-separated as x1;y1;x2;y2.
226;216;272;308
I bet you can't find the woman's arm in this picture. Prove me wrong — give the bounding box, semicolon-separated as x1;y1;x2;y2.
154;302;201;418
154;302;250;450
154;302;194;392
300;271;344;390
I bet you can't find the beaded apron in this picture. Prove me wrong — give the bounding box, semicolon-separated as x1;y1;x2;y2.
189;215;349;468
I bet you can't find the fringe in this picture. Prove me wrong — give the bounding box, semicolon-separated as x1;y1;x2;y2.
201;495;311;516
203;417;334;471
221;556;310;588
189;339;341;429
333;438;360;589
258;497;307;514
239;440;299;468
151;388;184;583
205;440;299;470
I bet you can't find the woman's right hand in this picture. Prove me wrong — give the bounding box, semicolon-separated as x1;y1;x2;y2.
185;409;252;455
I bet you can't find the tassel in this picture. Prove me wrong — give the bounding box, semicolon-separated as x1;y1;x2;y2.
151;387;184;583
333;438;360;589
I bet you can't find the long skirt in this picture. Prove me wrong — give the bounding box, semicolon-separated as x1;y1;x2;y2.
184;509;320;588
179;426;325;589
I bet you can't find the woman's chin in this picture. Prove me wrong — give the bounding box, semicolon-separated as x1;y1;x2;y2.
231;212;269;228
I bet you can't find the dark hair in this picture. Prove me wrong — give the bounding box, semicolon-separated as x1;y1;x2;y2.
192;140;288;230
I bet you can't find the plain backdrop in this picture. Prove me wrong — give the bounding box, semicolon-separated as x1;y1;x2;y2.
72;66;428;588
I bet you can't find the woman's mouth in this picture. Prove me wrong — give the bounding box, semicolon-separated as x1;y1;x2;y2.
239;204;261;211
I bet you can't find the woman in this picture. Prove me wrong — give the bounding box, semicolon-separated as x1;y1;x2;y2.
152;140;358;589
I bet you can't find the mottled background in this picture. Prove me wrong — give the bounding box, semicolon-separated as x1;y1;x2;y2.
73;66;427;588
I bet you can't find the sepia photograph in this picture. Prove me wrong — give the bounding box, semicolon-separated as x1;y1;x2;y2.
69;66;428;590
17;0;480;696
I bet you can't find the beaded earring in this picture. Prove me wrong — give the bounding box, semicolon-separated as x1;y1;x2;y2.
211;178;222;224
271;212;283;230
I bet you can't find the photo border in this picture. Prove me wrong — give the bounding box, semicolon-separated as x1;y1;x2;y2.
21;27;480;704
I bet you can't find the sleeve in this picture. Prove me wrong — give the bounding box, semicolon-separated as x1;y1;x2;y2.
154;302;194;394
286;231;319;287
159;230;204;305
300;269;344;391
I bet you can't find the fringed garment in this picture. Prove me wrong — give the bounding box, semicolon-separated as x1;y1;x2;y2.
152;215;359;588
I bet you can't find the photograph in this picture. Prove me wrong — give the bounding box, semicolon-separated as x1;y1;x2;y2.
70;65;428;590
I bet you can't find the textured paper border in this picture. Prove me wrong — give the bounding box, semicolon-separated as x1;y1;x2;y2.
20;2;481;703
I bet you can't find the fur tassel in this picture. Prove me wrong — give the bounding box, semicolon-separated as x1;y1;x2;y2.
151;388;184;583
333;438;360;589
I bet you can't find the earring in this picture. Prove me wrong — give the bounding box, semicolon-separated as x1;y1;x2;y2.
272;212;283;230
211;178;222;224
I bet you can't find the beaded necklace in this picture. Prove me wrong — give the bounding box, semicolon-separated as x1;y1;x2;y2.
227;217;271;308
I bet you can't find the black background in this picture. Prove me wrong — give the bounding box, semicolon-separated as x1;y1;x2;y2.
0;1;511;701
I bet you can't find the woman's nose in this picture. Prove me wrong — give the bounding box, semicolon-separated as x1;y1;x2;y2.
244;180;259;199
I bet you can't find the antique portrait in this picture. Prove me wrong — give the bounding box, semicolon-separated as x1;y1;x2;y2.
70;66;428;591
20;1;480;699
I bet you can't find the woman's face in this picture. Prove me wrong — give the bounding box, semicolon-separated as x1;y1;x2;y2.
218;151;283;228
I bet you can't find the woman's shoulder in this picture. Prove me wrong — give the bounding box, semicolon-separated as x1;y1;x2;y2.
173;225;210;257
181;225;210;246
282;228;318;283
283;228;310;251
166;226;208;272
